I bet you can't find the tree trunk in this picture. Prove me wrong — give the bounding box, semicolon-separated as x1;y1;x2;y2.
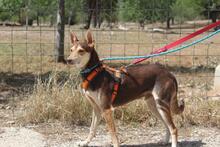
139;20;145;30
85;0;96;29
68;11;73;25
49;15;53;27
96;0;102;28
37;11;39;26
166;17;171;29
211;11;217;23
56;0;65;63
171;17;174;25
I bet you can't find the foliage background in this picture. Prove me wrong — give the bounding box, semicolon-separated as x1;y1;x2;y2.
1;0;220;26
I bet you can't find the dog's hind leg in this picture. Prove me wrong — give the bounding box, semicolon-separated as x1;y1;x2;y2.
145;96;170;144
77;110;101;146
152;84;178;147
155;102;177;147
102;109;119;147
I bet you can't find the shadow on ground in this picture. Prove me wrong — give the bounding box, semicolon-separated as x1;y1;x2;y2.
88;140;204;147
0;71;75;103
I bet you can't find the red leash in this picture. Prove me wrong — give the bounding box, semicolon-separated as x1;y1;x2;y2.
132;20;220;64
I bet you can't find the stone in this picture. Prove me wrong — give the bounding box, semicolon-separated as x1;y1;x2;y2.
6;121;15;125
214;65;220;91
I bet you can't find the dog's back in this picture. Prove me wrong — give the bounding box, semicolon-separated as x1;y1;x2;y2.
113;64;178;107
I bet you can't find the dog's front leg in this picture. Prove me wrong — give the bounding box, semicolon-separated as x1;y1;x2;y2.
103;109;120;147
77;110;101;146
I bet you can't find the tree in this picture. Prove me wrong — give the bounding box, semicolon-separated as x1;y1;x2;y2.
171;0;204;23
102;0;118;28
201;0;220;23
0;0;57;26
0;0;25;23
29;0;57;26
164;0;176;29
56;0;65;63
82;0;118;29
64;0;82;25
82;0;99;29
118;0;176;29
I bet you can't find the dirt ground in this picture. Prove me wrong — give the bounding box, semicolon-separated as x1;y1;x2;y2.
0;123;219;147
54;124;220;147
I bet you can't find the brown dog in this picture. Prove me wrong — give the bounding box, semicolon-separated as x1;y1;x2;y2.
67;30;184;147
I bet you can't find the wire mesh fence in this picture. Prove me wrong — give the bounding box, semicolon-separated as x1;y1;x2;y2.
0;1;219;71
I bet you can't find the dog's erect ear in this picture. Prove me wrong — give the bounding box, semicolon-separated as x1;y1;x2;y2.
86;30;94;47
70;32;78;45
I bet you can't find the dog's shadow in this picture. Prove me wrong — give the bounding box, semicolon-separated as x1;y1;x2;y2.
88;140;204;147
121;140;205;147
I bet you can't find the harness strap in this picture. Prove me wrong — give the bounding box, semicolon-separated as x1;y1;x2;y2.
81;64;122;104
111;82;119;103
111;70;121;103
81;65;103;89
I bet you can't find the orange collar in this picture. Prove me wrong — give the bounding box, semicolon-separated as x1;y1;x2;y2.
81;65;104;90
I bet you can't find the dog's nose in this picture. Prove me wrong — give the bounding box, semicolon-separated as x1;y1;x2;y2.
66;59;73;64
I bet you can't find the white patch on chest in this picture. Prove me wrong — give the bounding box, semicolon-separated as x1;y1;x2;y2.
82;88;115;112
83;88;102;105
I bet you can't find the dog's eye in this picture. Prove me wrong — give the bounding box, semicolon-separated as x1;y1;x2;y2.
78;50;85;54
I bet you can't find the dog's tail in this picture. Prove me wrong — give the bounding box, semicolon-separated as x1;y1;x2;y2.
171;95;184;114
171;78;185;115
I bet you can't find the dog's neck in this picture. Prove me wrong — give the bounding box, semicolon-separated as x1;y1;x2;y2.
80;49;102;79
86;49;100;69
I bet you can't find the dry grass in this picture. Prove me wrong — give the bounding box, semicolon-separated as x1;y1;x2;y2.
23;71;220;127
23;71;92;125
115;97;220;127
182;99;220;127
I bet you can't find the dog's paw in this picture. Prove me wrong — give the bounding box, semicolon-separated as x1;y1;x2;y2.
74;140;89;146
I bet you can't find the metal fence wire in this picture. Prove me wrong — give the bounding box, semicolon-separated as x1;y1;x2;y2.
0;0;220;99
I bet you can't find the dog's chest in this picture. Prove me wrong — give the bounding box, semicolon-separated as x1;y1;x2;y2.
82;88;102;101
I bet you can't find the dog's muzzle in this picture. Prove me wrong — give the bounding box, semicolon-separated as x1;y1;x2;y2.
66;58;79;65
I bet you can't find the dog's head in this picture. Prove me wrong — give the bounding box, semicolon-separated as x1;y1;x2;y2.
67;30;95;68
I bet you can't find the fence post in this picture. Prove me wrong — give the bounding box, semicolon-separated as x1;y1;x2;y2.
56;0;65;62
